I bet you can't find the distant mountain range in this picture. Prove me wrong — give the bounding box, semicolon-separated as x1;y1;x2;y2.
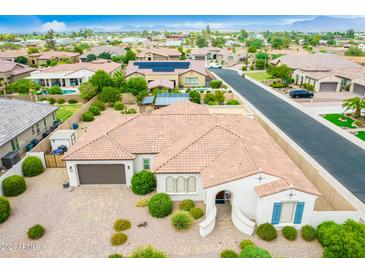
91;16;365;33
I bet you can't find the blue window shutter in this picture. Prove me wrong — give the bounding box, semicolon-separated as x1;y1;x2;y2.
294;202;305;224
271;203;282;225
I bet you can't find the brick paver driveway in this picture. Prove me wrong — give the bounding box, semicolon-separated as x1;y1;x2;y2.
0;169;322;258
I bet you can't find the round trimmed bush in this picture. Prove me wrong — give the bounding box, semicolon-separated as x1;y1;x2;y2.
226;99;240;105
130;245;167;258
111;232;128;246
239;245;272;258
114;219;131;231
89;105;101;116
282;226;297;241
113;101;124;111
22;156;44;177
220;249;239;258
82;111;94;122
2;175;26;197
27;224;45;240
171;211;193;231
68;99;78;104
189;207;204;220
0;196;11;224
178;199;195;211
92;100;105;111
57;98;65;104
47;98;55;104
108;253;123;258
239;239;254;250
256;223;277;241
301;225;316;241
148;193;173;218
131;170;156;195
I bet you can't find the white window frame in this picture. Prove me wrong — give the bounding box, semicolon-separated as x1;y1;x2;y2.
185;77;199;85
142;158;150;170
279;201;296;224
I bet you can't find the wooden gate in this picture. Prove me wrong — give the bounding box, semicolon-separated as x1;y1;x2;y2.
45;154;66;168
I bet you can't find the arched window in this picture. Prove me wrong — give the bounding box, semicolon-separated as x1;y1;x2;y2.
176;176;186;193
165;177;175;193
187;176;196;193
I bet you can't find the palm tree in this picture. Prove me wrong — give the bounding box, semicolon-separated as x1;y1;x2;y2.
342;97;365;118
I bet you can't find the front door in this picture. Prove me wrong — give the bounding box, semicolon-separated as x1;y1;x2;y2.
215;191;229;204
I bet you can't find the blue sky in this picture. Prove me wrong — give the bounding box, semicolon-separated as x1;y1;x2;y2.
0;15;318;33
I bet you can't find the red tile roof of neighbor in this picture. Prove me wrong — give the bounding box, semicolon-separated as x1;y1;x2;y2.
0;49;28;58
62;101;320;196
0;60;35;75
40;59;121;74
29;50;80;60
137;48;181;58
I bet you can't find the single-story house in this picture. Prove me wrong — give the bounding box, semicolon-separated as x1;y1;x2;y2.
0;98;58;169
80;45;126;62
137;48;182;61
27;51;80;66
125;60;207;88
27;59;121;88
190;47;239;65
63;101;322;237
292;69;342;92
0;49;28;62
0;60;35;84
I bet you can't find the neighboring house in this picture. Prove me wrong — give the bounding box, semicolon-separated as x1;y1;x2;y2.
125;60;207;88
27;51;80;66
62;101;321;237
358;43;365;50
190;47;238;66
0;60;35;84
165;40;183;47
137;48;181;61
274;53;365;92
0;49;28;62
0;98;58;169
80;45;126;62
121;37;148;44
27;59;121;88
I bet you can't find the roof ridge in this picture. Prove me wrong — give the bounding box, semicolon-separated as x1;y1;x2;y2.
104;134;135;159
62;133;107;160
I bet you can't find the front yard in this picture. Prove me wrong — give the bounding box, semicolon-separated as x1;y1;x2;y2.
323;113;357;129
0;168;322;258
56;103;82;122
244;71;272;82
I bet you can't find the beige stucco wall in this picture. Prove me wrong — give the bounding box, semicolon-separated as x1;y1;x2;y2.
179;71;206;88
139;53;180;61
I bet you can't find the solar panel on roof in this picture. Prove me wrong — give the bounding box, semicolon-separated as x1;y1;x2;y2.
134;62;190;72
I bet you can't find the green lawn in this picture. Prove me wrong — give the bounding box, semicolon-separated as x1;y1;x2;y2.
323;113;357;129
356;131;365;141
56;104;82;122
244;71;272;82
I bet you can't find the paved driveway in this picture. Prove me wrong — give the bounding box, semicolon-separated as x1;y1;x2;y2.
0;169;322;258
211;68;365;203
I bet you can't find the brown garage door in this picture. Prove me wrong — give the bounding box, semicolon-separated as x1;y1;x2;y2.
353;84;365;97
77;164;126;185
319;82;338;92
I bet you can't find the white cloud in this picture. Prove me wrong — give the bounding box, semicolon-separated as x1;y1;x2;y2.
41;20;66;32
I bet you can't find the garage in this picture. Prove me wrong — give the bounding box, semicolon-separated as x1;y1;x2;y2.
353;83;365;97
319;82;338;92
77;164;126;185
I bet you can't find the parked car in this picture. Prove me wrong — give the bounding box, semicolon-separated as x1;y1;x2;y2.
289;89;314;99
209;63;222;69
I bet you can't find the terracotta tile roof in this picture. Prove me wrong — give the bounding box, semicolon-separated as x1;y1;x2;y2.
29;51;80;60
63;101;319;196
137;48;181;58
40;60;121;74
147;79;174;90
0;60;35;74
255;179;319;197
0;49;28;59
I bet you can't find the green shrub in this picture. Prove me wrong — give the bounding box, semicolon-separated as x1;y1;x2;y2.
57;98;65;104
121;107;137;114
220;249;239;258
92;100;105;111
135;198;149;207
226;99;239;105
271;83;288;88
301;225;316;241
22;156;44;177
108;253;123;258
210;80;222;89
47;98;55;104
302;83;314;91
256;223;277;241
189;207;204;220
171;211;193;231
131;170;156;195
27;224;45;240
89;105;101;116
282;226;297;241
111;232;128;246
68;99;78;104
98;86;121;103
179;199;195;211
316;220;365;258
148;193;173;218
48;86;62;94
113;101;124;111
82;111;94;122
2;175;26;197
239;239;254;250
239;245;272;258
114;219;131;231
0;197;11;224
241;65;247;71
130;245;167;258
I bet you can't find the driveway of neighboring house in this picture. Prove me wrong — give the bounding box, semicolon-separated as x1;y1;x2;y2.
0;169;322;258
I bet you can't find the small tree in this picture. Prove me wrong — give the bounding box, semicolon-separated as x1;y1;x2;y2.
98;86;121;103
248;46;257;53
79;82;97;100
48;86;62;95
86;54;97;62
210;80;222;89
98;52;112;60
125;77;147;96
343;97;365;118
89;70;114;92
14;56;28;64
214;90;225;105
112;70;126;91
5;79;34;94
189;90;201;104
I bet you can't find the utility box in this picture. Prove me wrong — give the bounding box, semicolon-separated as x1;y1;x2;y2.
49;130;77;151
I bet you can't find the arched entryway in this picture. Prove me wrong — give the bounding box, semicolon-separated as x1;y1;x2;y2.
215;190;232;222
